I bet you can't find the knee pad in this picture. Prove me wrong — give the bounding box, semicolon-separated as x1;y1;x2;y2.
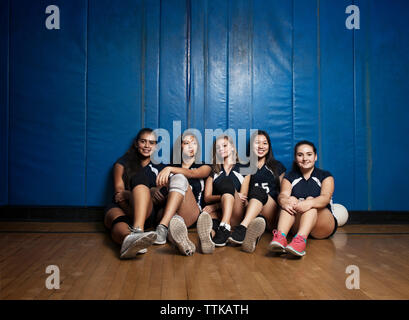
130;170;150;190
248;185;268;206
213;177;235;196
169;173;189;197
110;215;131;230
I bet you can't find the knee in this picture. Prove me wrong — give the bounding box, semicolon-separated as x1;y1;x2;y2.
109;214;131;231
169;173;189;197
248;185;268;206
213;177;235;196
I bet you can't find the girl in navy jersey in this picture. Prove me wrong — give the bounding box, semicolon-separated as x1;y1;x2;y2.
269;140;337;257
229;130;286;253
104;128;166;259
197;134;248;252
152;132;211;255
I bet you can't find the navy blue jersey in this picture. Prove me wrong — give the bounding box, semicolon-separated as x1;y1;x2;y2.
212;163;248;192
250;161;286;200
284;167;333;211
115;153;166;189
174;163;210;210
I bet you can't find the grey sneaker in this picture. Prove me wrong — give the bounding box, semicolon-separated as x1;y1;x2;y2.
242;217;266;253
168;215;195;256
120;231;157;259
197;212;215;254
154;224;168;245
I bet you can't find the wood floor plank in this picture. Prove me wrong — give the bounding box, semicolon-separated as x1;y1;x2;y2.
0;223;408;300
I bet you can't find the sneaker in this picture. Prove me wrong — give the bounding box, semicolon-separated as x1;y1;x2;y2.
242;217;266;253
285;234;307;257
120;231;157;259
213;225;231;247
228;225;247;245
154;224;168;245
168;215;195;256
268;230;288;253
197;212;215;254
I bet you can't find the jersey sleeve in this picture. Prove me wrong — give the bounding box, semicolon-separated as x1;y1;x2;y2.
319;169;333;181
114;154;128;167
283;170;298;183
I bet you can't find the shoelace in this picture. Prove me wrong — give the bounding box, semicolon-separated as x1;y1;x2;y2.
292;235;306;245
273;230;285;240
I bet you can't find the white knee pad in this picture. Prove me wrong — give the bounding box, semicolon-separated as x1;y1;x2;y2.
169;173;189;197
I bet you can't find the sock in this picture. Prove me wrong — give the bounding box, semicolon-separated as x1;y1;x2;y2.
220;222;231;231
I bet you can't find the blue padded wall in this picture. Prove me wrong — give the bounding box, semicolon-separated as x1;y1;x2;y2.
1;0;409;211
355;0;409;210
86;0;144;206
8;0;87;205
0;0;9;205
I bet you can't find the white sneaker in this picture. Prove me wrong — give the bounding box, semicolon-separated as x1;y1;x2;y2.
197;212;215;254
242;217;266;253
154;224;169;245
168;215;195;256
120;231;157;259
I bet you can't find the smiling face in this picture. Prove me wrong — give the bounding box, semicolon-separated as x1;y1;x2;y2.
295;144;317;171
181;135;198;161
136;131;157;158
253;134;269;159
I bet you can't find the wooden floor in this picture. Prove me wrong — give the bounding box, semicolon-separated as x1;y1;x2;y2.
0;221;408;300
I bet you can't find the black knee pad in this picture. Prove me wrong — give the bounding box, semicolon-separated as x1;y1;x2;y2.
213;177;235;196
110;215;131;229
130;170;151;190
248;185;268;206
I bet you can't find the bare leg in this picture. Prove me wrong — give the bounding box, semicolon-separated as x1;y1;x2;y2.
175;187;201;227
296;208;318;237
310;208;335;239
230;191;246;227
240;195;278;231
158;191;184;227
104;207;130;244
240;199;263;227
158;187;200;228
220;193;234;225
132;185;153;230
277;209;296;235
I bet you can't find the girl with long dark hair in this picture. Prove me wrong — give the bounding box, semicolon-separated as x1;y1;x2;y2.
104;128;166;259
228;130;286;253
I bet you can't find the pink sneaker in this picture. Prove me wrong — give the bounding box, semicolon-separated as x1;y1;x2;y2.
285;234;307;257
268;230;288;253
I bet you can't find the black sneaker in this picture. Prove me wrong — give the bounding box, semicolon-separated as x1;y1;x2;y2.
228;225;247;245
213;226;231;247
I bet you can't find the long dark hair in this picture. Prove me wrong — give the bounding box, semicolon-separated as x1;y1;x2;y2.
250;130;281;189
124;128;156;189
291;140;317;172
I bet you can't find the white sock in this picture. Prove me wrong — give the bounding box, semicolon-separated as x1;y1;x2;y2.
220;222;231;231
